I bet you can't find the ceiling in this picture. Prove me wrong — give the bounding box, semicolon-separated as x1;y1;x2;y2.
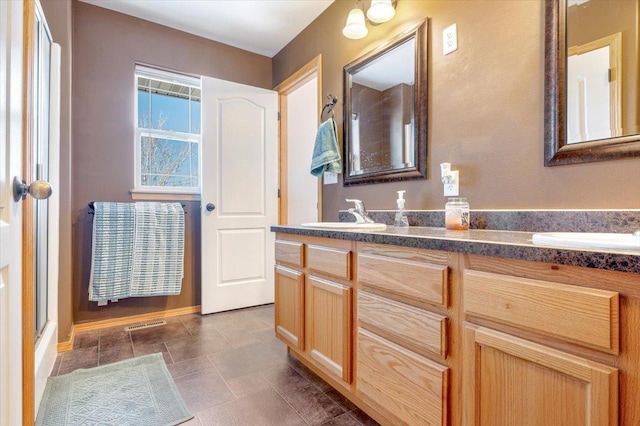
79;0;335;58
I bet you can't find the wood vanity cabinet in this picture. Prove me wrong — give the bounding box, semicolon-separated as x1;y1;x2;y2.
274;233;640;425
274;235;354;387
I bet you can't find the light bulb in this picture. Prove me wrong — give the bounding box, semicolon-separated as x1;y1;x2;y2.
367;0;395;24
342;7;368;39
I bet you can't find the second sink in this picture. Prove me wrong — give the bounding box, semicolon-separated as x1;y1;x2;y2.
532;232;640;250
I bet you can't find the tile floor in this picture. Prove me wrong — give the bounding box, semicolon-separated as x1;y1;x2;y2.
50;304;380;426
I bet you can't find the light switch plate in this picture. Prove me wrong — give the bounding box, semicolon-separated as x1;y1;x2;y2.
443;23;458;55
323;171;338;185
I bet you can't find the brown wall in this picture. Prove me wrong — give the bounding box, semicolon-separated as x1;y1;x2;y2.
273;0;640;219
70;1;272;326
567;0;638;135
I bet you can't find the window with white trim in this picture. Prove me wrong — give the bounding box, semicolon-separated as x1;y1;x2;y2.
135;65;201;192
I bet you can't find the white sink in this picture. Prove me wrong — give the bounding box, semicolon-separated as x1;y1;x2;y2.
532;232;640;250
301;222;387;231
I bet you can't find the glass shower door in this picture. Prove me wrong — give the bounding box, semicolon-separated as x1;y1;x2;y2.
34;1;51;342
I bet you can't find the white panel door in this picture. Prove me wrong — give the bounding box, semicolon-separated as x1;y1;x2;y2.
0;1;25;424
201;77;278;314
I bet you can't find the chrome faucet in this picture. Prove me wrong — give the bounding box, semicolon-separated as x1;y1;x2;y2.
346;199;374;224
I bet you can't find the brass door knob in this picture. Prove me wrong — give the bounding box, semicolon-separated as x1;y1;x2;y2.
13;176;53;202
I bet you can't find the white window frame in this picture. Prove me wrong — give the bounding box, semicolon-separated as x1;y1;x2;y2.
133;64;201;198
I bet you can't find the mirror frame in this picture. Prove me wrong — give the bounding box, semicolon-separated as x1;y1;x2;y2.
343;20;427;185
545;0;640;166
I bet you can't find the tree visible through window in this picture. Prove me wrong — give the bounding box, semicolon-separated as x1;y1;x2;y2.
135;65;201;191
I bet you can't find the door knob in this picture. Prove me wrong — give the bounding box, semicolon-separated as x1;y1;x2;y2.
206;203;216;212
13;176;53;202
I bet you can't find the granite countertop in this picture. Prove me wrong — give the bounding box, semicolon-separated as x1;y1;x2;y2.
271;225;640;274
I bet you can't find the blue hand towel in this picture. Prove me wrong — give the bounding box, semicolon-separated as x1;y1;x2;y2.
310;118;341;177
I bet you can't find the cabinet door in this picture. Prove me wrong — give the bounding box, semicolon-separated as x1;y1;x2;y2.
463;324;618;426
274;265;305;350
307;276;352;384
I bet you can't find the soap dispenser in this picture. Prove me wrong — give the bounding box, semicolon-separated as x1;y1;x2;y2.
394;190;409;227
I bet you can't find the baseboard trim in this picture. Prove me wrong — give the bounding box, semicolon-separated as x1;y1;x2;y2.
57;325;74;353
57;305;201;353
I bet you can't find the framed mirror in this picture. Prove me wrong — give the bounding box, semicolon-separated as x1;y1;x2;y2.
343;20;427;185
545;0;640;166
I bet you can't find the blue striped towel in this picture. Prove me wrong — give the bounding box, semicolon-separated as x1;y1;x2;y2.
89;202;135;301
130;202;185;297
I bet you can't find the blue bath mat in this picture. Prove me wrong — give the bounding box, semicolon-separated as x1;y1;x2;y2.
36;353;192;426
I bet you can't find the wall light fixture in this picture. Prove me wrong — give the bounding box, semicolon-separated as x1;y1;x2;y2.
342;0;397;40
342;0;368;39
367;0;396;24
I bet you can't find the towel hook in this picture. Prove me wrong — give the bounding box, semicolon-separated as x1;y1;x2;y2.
320;94;338;121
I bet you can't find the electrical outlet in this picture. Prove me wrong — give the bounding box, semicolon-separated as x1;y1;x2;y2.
443;170;459;196
444;183;459;196
443;23;457;55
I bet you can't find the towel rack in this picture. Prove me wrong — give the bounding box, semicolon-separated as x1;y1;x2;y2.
320;94;338;121
88;201;187;214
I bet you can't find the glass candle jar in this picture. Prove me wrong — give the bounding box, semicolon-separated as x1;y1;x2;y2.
445;197;470;230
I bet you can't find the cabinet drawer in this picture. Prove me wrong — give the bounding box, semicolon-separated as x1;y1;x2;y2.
358;291;447;359
358;252;448;308
357;328;448;426
308;244;351;280
463;269;620;353
275;239;304;267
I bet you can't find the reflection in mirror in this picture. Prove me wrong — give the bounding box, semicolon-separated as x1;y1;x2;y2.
545;0;640;165
350;40;415;174
344;20;427;185
566;0;637;143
